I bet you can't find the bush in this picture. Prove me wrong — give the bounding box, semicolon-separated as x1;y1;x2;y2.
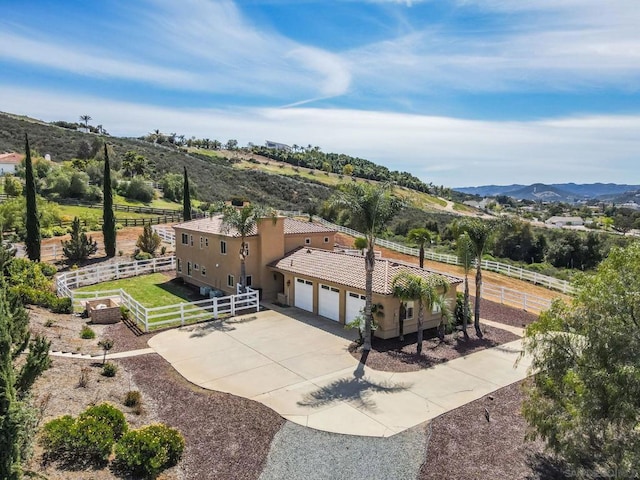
114;424;185;478
80;403;128;440
125;178;154;203
102;362;118;377
50;296;72;314
52;226;67;236
134;251;153;261
41;403;128;465
41;228;53;238
80;325;95;339
120;305;130;321
124;390;142;408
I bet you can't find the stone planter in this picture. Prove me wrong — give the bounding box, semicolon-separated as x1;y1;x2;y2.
86;298;121;324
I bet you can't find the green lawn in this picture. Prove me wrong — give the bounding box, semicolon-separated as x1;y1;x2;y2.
76;273;199;308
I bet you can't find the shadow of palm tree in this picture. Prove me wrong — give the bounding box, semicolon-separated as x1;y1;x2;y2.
297;373;410;412
184;320;236;337
525;452;571;479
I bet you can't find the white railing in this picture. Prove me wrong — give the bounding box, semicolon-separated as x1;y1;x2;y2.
316;218;574;295
152;225;175;246
56;256;259;332
55;256;176;294
480;284;552;314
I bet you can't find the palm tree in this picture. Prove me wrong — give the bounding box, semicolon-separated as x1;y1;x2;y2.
221;203;272;293
79;115;91;129
408;227;433;269
331;182;400;351
456;232;474;339
433;293;453;342
391;272;448;355
460;219;493;338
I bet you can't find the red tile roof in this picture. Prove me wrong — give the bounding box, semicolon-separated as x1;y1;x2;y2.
0;153;22;164
270;247;462;295
173;215;335;237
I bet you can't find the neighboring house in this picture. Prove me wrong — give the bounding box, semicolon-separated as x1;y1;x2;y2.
173;215;336;301
545;216;585;227
265;140;291;151
0;152;22;175
173;214;462;340
463;198;489;210
270;248;461;339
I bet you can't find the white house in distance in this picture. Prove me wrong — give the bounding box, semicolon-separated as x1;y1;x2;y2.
545;216;585;228
0;153;21;175
265;140;291;152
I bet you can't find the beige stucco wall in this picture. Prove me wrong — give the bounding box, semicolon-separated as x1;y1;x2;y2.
174;218;335;300
284;232;335;253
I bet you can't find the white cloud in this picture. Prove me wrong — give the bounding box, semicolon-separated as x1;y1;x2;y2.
2;86;638;188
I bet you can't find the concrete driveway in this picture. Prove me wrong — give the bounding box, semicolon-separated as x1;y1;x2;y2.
149;305;531;437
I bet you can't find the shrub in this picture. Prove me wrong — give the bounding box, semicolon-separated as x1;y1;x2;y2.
69;416;115;462
134;251;153;261
124;390;142;408
160;246;167;256
102;362;118;377
120;305;131;321
39;262;58;277
41;228;53;238
114;424;185;478
80;325;95;339
80;403;128;440
50;297;72;314
41;415;76;452
125;178;154;203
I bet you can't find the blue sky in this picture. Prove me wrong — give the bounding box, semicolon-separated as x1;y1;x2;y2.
1;0;639;187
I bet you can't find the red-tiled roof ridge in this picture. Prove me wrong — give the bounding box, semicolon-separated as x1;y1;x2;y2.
173;215;335;237
270;247;462;295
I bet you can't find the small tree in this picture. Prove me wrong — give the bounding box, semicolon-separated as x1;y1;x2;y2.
182;167;191;221
136;224;161;256
62;217;98;264
4;176;22;197
102;145;116;257
97;339;114;365
407;227;434;269
456;232;474;339
24;134;41;262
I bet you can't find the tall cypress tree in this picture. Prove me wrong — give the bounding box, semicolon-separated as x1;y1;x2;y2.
24;134;40;262
183;166;192;221
102;144;116;257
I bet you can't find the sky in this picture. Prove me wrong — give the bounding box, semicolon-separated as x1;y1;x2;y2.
1;0;639;188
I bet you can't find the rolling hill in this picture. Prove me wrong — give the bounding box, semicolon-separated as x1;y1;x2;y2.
456;182;640;201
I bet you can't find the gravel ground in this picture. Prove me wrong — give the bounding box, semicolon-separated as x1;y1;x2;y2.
473;297;540;328
259;422;428;480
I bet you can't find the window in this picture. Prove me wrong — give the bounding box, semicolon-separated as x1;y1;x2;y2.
304;238;311;245
177;258;182;272
199;237;203;249
406;301;414;319
227;275;234;287
181;233;188;245
246;275;252;287
205;238;209;247
324;237;329;243
187;262;192;276
220;241;227;254
194;263;199;271
432;303;442;314
201;267;206;276
190;235;194;246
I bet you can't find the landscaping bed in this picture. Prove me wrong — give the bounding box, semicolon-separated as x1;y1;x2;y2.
351;324;520;372
473;297;540;328
419;380;568;480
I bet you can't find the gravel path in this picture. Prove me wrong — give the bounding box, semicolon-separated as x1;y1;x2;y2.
259;422;428;480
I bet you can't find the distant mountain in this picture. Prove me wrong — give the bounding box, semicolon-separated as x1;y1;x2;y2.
456;182;640;202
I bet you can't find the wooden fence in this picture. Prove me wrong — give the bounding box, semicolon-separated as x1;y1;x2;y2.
56;256;259;332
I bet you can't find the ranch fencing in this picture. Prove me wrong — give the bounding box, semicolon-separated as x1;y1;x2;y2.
55;256;259;332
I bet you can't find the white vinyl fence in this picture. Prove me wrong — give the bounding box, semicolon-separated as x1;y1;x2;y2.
56;256;259;332
315;218;574;295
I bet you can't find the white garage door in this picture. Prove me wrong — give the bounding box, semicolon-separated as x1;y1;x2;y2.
346;291;366;325
294;278;314;312
318;284;340;322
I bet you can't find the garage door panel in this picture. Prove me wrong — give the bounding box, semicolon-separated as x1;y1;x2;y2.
318;284;340;322
346;291;366;325
294;278;314;312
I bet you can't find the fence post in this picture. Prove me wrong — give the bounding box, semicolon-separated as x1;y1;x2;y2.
255;291;259;312
180;303;185;327
230;296;235;317
213;298;218;319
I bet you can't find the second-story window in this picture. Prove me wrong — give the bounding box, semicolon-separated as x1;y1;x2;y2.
181;233;188;245
220;240;227;254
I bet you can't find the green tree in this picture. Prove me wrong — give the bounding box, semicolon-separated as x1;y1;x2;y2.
79;114;92;129
0;245;51;479
136;224;161;256
460;219;493;338
221;204;271;293
407;227;433;269
523;242;640;478
3;176;22;197
456;232;474;338
23;134;40;262
62;217;97;264
331;182;401;351
102;145;116;257
391;272;448;355
183;167;191;221
342;164;354;176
